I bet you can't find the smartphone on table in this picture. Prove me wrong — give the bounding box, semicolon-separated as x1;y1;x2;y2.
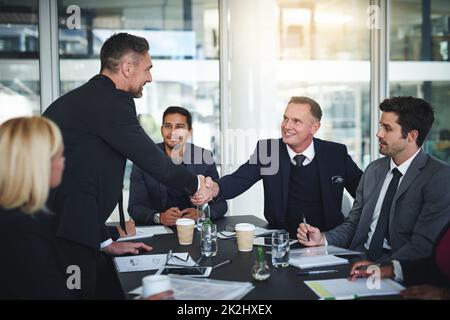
161;266;212;277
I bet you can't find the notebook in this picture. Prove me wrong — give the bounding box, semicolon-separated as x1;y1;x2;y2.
289;254;348;269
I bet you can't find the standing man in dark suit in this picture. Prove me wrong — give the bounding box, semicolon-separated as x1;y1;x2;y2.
298;97;450;265
43;33;211;298
200;96;363;235
129;106;227;226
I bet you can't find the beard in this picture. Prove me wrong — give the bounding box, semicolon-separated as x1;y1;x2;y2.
130;84;144;98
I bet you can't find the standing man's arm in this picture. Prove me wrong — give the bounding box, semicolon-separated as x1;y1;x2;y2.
128;164;159;224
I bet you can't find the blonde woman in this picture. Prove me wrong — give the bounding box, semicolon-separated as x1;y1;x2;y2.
0;116;70;299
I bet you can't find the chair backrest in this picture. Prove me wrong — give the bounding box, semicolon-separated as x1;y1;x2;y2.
341;190;354;218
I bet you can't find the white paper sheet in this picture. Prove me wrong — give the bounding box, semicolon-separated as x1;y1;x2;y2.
129;276;255;300
290;245;362;257
218;227;280;239
114;252;196;273
305;278;405;300
117;226;173;242
289;254;348;269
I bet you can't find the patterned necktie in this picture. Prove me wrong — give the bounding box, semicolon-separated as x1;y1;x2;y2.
293;154;306;167
368;168;403;261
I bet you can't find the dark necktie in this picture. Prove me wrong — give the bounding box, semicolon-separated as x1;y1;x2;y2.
294;154;306;167
368;168;403;261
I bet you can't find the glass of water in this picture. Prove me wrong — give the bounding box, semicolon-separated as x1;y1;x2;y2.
196;203;210;231
271;230;290;267
201;223;218;257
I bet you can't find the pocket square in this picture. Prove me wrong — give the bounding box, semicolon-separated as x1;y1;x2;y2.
331;175;344;184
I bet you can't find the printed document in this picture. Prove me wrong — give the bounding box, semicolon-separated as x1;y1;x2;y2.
114;252;195;272
305;278;405;299
117;226;173;242
130;276;255;300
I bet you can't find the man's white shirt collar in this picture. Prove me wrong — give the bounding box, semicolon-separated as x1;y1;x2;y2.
389;148;421;176
286;140;315;166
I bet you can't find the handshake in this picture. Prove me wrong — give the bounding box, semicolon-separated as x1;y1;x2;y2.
190;176;220;206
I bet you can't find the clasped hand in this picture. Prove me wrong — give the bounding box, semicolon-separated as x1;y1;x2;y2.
190;176;219;206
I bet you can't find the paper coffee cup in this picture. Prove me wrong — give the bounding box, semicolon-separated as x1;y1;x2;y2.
176;218;195;245
142;275;171;298
235;223;255;252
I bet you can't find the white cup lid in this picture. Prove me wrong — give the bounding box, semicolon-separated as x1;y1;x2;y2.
235;223;255;231
176;218;195;226
142;275;171;298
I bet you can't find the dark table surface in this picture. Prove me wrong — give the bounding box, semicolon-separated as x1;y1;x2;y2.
114;215;397;300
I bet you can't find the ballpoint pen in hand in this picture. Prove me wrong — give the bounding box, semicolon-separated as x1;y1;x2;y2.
302;214;310;242
297;270;338;275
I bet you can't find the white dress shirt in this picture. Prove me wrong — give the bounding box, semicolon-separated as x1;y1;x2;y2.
286;140;315;166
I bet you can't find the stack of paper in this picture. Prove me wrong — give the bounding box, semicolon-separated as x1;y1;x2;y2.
130;276;255;300
289;254;348;269
305;278;405;300
290;245;362;257
114;252;196;273
117;225;173;242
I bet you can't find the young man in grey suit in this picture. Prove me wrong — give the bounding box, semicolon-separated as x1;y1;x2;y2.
298;97;450;273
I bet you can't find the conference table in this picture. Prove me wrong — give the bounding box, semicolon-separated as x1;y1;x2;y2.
114;215;397;300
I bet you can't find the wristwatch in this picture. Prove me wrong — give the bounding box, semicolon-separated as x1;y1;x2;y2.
153;213;161;224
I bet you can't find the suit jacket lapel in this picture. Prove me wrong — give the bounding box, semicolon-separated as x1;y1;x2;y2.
279;140;291;215
351;158;390;248
313;138;326;183
155;143;168;208
313;139;329;206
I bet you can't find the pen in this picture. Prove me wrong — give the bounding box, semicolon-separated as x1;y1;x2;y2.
297;270;339;275
302;214;310;242
212;259;232;269
323;294;357;300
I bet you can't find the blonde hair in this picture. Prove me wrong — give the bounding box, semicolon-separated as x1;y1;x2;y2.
288;96;322;121
0;116;62;214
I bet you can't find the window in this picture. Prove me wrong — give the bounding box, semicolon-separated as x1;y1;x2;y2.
390;0;450;163
57;0;220;189
223;0;371;219
0;0;40;123
277;0;371;168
